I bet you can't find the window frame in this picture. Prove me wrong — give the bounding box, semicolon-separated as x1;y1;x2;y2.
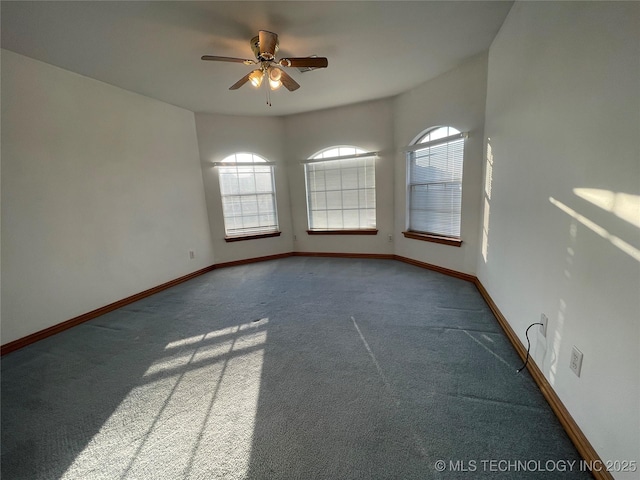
404;127;467;247
215;152;280;242
303;146;378;234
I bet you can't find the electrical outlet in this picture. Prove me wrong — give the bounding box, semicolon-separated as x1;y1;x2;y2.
189;250;195;260
388;234;393;243
540;314;548;337
569;346;583;377
294;234;297;241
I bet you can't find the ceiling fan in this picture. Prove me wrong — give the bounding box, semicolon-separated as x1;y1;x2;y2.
201;30;328;94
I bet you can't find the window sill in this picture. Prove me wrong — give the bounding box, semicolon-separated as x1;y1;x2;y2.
402;231;462;247
307;229;378;236
225;231;281;243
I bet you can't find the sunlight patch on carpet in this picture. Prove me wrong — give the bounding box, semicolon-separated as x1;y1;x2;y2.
60;320;268;480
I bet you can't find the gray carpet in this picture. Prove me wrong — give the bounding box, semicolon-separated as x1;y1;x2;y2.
1;257;591;479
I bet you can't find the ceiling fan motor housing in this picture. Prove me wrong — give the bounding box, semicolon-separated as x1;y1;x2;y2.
250;34;279;61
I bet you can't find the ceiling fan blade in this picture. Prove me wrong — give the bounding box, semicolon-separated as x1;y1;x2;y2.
259;30;278;59
278;69;300;91
229;72;252;90
201;55;255;65
278;57;328;69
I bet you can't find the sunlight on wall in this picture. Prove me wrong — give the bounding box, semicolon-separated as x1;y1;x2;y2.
550;197;640;262
481;139;494;263
484;141;493;200
573;188;640;229
549;298;567;387
61;319;268;480
482;197;491;263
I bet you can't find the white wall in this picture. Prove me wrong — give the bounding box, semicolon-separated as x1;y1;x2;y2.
479;3;639;476
394;53;488;275
1;50;214;344
284;99;395;254
194;113;293;263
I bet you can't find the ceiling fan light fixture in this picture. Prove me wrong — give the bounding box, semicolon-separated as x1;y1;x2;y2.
248;69;264;88
269;79;282;90
201;30;327;100
268;67;282;90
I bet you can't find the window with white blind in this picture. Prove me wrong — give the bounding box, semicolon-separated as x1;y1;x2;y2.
217;153;279;239
304;146;377;232
407;126;466;240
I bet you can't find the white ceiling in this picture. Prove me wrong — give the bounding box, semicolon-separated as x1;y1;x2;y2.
1;1;513;117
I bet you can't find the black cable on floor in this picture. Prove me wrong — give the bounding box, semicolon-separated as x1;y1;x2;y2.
516;322;543;373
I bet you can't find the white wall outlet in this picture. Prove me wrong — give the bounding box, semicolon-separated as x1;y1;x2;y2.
189;250;195;260
294;234;297;241
388;234;393;242
540;313;548;337
570;346;583;377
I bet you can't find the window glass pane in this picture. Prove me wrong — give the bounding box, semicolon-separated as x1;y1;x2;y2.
255;173;273;193
408;130;464;238
238;174;256;195
222;197;241;216
343;209;360;228
342;190;359;209
419;126;460;144
363;209;376;227
225;214;240;232
312;191;327;210
321;148;340;159
428;127;448;141
341;168;359;189
253;165;271;174
240;195;258;215
219;172;239;195
325;190;342;210
327;210;343;228
257;193;274;211
308;162;325;172
339;146;357;157
242;215;259;228
311;210;328;229
324;168;342;191
218;152;278;236
358;188;376;209
305;146;376;230
363;167;375;188
236;152;254;163
308;170;325;192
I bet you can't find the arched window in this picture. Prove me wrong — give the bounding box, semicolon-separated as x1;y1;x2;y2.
304;146;377;232
217;152;279;239
406;126;465;241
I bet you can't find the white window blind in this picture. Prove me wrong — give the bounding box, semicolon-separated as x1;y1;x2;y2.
304;146;376;230
217;153;279;237
407;127;465;238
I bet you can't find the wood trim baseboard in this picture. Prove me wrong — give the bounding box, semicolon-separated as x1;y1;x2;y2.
393;255;475;282
473;278;612;480
292;252;394;260
0;264;217;356
213;252;293;269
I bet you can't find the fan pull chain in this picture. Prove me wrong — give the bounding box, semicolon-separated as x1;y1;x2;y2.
265;79;272;106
